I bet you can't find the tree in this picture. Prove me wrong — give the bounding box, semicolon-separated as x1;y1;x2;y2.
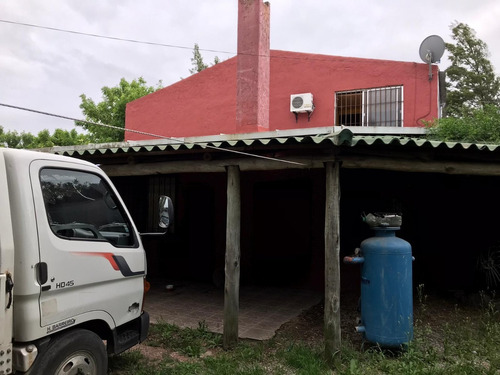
189;43;219;74
77;77;162;142
427;105;500;143
0;126;92;149
445;22;500;117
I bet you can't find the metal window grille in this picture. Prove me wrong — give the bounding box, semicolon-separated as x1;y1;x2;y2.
335;86;403;127
335;90;363;126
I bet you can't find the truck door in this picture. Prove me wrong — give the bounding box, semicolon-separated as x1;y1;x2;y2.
30;161;146;329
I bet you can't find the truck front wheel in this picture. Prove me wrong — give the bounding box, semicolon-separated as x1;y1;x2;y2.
31;329;107;375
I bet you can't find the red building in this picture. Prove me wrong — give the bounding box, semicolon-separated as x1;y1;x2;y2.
125;0;442;141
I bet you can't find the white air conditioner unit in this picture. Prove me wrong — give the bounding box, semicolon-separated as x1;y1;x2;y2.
290;93;314;113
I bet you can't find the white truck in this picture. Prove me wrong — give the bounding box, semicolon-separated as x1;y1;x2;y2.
0;148;170;374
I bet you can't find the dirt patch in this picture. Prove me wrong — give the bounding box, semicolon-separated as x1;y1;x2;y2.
130;344;170;363
269;290;489;350
273;293;362;347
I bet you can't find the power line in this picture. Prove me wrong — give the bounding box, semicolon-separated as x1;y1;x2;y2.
0;102;306;166
0;19;234;56
0;18;352;64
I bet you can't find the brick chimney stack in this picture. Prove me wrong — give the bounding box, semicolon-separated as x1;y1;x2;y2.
236;0;270;132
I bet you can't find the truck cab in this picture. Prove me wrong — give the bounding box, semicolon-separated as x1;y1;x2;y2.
0;148;154;374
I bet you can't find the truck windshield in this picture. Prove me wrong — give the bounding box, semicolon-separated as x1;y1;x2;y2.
40;168;136;247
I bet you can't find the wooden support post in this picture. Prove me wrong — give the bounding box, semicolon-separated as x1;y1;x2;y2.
324;161;341;366
223;165;241;349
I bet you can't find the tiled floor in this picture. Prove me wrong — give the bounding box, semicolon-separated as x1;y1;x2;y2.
145;281;322;340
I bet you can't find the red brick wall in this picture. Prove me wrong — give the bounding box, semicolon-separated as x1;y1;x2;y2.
125;52;439;140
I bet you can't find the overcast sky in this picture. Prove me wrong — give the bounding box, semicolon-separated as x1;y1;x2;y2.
1;0;499;134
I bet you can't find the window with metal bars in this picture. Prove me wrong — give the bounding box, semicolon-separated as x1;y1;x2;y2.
335;86;403;127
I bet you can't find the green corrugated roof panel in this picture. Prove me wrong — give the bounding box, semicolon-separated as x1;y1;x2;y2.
50;130;500;157
352;135;474;149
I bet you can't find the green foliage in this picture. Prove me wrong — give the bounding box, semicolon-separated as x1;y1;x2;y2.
427;105;500;143
334;298;500;375
110;300;500;374
77;77;162;143
107;350;150;374
148;321;221;358
0;126;92;149
445;22;500;117
279;344;330;375
189;43;219;75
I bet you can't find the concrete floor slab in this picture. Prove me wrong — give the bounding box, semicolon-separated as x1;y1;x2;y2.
145;281;322;340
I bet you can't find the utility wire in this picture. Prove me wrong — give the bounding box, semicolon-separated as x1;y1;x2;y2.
0;19;234;55
0;103;306;166
0;18;345;63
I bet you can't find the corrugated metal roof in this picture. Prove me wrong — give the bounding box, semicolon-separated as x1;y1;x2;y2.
351;135;500;151
48;128;500;157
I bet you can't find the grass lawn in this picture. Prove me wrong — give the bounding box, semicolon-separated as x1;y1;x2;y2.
108;290;500;374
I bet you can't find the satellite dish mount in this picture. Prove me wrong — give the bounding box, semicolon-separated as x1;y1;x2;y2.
419;35;445;81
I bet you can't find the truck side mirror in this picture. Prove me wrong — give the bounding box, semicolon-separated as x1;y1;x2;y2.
159;195;174;229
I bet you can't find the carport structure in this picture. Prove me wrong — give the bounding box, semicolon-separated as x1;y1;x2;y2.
51;126;500;361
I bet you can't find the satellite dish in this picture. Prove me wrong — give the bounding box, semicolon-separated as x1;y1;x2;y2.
419;35;445;63
419;35;445;81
